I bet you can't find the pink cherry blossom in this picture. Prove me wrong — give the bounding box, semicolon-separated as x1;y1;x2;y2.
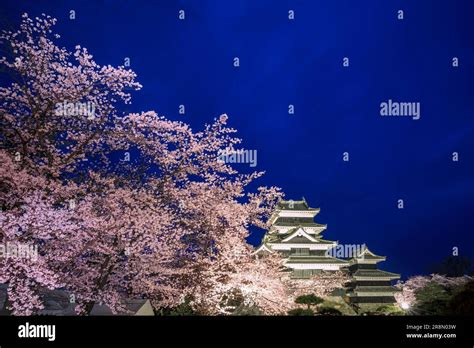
0;14;283;315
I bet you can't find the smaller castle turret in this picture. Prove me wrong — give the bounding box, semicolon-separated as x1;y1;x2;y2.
346;246;400;311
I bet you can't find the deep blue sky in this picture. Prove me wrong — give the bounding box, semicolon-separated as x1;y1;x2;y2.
1;0;473;278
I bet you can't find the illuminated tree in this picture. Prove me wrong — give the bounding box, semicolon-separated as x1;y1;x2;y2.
395;274;473;314
0;14;281;315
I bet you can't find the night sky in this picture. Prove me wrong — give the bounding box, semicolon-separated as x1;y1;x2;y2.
1;0;473;279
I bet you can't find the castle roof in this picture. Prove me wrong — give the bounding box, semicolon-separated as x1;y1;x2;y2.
276;199;319;211
274;220;326;228
285;256;348;264
352;269;400;280
269;227;336;245
351;286;400;293
350;246;386;264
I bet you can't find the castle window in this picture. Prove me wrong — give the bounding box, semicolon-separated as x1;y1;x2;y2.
292;248;309;256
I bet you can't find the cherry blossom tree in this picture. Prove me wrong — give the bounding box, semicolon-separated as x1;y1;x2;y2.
190;253;292;315
0;14;282;315
395;274;473;313
283;271;350;300
0;14;142;180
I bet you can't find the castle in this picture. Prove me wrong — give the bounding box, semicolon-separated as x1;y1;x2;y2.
255;198;400;312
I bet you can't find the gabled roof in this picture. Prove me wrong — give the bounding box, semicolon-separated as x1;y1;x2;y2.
267;227;336;245
281;227;317;243
90;299;154;316
254;243;274;254
351;246;386;262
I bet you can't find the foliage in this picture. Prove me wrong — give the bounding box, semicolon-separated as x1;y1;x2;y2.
447;280;474;315
317;307;342;315
375;304;404;315
395;274;473;315
414;282;453;315
287;308;314;316
231;304;264;316
430;256;473;277
295;294;324;309
395;274;472;315
158;296;197;316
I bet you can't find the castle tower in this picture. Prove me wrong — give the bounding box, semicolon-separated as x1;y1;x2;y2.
255;199;349;278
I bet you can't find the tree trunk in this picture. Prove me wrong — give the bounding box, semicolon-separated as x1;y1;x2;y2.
83;253;116;315
0;290;13;315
